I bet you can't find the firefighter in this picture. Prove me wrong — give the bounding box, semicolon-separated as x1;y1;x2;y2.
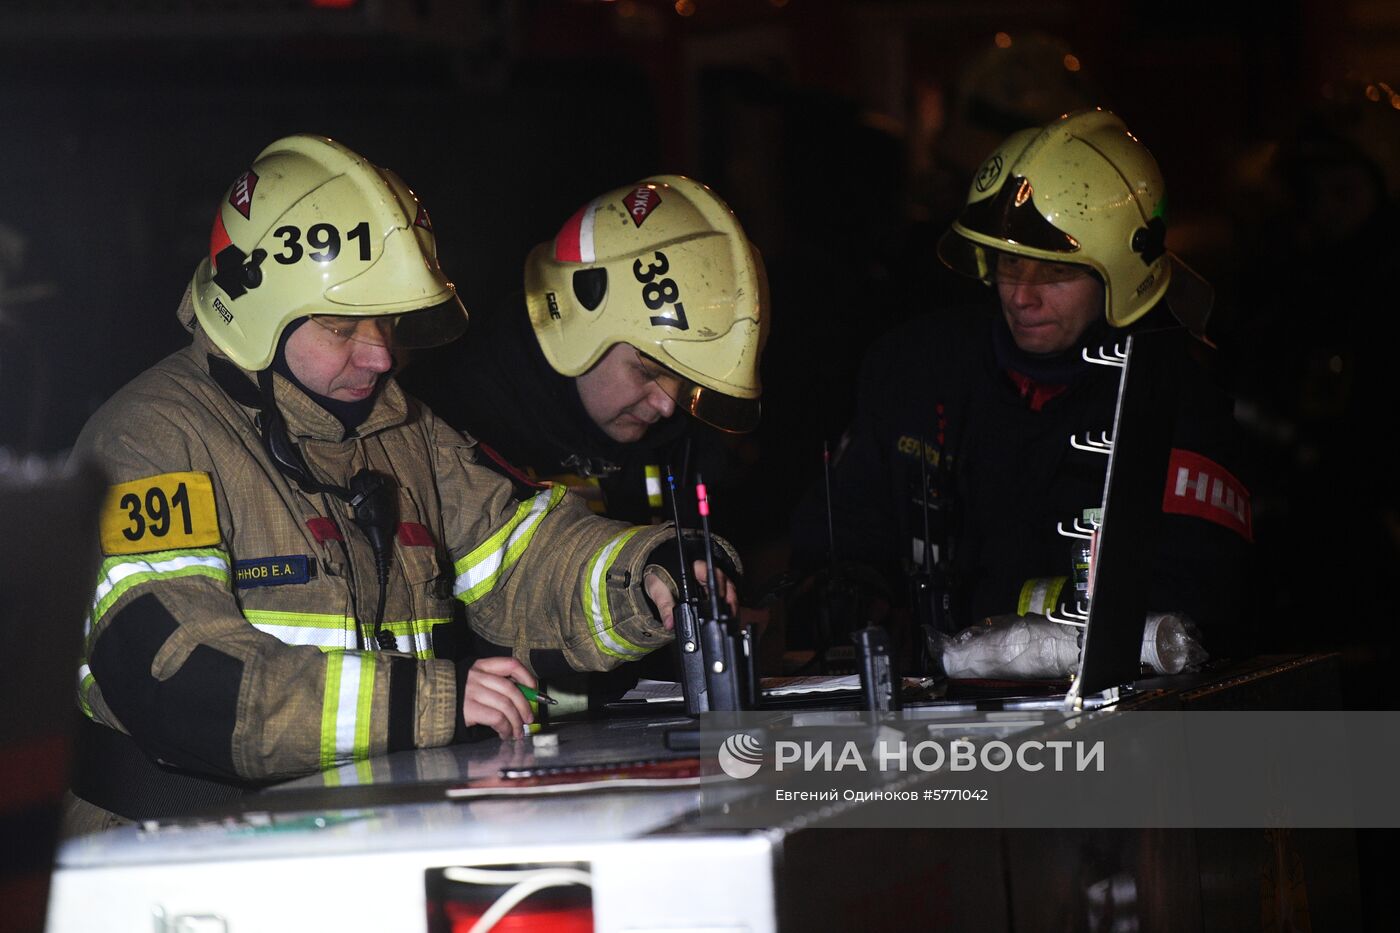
403;175;768;703
65;135;736;834
403;175;768;525
791;109;1251;661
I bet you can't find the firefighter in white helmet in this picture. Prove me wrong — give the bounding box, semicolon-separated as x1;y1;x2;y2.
405;175;768;524
402;175;768;706
791;109;1251;667
64;136;736;835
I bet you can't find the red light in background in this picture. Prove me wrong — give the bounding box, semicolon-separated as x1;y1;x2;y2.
309;0;358;9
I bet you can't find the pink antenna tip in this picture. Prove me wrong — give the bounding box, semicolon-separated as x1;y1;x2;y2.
696;483;710;516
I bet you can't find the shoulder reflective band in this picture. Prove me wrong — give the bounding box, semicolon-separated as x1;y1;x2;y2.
1018;576;1068;617
89;547;231;637
99;472;220;555
583;527;649;660
453;485;568;605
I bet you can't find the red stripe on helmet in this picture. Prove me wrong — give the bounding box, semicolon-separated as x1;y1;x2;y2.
554;203;588;263
209;211;233;268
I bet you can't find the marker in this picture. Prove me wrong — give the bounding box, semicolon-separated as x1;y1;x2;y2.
516;684;557;706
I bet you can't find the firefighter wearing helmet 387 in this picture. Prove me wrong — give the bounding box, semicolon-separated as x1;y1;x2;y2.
404;175;768;526
63;135;737;835
791;109;1253;659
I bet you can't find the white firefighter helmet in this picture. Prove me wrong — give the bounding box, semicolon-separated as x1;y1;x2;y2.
938;109;1171;327
190;134;466;371
524;175;768;432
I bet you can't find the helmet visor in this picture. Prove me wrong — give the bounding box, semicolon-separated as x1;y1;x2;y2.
309;297;467;350
956;175;1081;253
987;251;1094;286
636;349;760;433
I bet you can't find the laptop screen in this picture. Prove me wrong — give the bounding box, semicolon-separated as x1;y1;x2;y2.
1074;328;1184;697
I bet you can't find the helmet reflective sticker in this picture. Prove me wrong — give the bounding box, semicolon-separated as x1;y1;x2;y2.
623;185;661;227
228;170;258;220
554;199;600;263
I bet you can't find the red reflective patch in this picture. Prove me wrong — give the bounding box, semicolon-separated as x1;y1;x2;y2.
397;522;434;548
414;204;432;230
228;169;257;220
1161;449;1253;542
623;185;661;227
306;517;343;543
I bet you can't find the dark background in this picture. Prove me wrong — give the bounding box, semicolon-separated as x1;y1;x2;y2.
5;0;1395;667
2;2;1399;927
3;0;1397;679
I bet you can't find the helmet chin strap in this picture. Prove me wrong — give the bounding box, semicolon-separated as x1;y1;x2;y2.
255;367;400;650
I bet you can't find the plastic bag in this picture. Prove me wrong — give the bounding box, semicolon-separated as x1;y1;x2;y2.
928;611;1209;680
931;615;1082;679
1140;612;1208;675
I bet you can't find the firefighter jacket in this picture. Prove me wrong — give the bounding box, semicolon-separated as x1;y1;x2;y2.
791;304;1253;647
73;298;684;793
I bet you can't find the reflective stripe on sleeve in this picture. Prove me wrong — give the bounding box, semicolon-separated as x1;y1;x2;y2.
645;464;663;509
77;665;95;718
453;485;567;605
1017;576;1068;617
88;548;230;634
583;527;648;660
320;651;377;768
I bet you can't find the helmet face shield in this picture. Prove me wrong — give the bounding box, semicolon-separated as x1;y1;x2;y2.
989;251;1094;286
957;176;1082;254
635;349;760;433
308;298;467;350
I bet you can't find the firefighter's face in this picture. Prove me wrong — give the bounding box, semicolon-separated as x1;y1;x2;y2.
994;255;1103;355
283;316;395;401
575;344;682;443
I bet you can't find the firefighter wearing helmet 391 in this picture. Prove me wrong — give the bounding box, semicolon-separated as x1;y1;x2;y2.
63;136;737;835
791;109;1253;659
404;175;768;526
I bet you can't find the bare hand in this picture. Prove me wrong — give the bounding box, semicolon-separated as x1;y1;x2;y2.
462;656;536;740
645;559;740;631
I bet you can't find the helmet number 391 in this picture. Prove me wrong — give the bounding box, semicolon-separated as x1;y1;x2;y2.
273;221;372;265
633;250;689;330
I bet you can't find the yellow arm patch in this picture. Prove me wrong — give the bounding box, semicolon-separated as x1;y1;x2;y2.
99;472;221;555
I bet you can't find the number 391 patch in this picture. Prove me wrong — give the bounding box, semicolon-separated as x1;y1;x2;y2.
99;472;220;555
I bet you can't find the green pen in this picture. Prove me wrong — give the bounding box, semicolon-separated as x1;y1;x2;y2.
516;684;557;706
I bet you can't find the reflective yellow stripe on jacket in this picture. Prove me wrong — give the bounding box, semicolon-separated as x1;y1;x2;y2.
453;485;567;605
79;547;232;717
320;651;376;768
583;527;648;660
242;610;446;658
